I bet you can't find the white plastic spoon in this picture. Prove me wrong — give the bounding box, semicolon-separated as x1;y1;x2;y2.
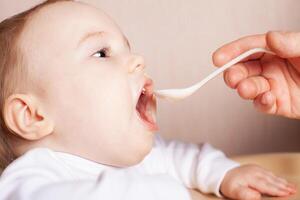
154;48;275;101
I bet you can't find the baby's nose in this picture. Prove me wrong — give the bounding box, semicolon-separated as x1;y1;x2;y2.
128;54;145;73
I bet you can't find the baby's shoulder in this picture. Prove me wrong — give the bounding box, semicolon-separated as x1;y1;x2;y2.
0;148;71;182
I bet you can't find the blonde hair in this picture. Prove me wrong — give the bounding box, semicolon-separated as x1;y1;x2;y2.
0;0;73;172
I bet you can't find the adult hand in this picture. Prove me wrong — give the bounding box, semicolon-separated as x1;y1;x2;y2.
213;31;300;119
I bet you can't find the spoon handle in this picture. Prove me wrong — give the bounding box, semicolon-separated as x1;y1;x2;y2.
154;48;275;101
187;48;275;92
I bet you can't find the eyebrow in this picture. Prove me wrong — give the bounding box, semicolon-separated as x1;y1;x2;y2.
78;31;131;50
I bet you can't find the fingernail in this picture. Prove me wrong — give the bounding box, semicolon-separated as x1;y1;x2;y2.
279;191;290;196
261;92;271;105
288;187;297;194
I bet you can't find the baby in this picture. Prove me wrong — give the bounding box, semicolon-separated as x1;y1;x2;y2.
0;0;296;200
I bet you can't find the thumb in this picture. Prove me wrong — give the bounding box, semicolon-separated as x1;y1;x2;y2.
266;31;300;58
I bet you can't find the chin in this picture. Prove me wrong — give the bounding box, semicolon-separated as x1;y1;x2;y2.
123;136;154;167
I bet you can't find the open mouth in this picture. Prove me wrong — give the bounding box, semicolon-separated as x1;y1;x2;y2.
135;80;158;131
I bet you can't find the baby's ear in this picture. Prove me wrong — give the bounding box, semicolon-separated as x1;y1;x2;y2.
3;94;54;141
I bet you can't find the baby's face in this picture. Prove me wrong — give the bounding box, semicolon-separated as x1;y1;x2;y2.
20;1;158;166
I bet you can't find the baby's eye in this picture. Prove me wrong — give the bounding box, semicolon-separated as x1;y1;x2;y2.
92;48;110;58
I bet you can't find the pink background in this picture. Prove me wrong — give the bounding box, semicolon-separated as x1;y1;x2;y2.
1;0;300;156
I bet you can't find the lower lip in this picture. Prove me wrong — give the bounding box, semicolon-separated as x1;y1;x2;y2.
136;96;159;132
137;117;159;132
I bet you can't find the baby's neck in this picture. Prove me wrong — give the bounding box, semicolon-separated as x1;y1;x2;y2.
9;134;55;157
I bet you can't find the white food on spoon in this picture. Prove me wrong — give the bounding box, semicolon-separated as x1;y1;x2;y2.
154;48;275;102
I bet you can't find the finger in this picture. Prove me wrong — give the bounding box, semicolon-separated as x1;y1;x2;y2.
286;182;297;191
250;178;290;197
267;31;300;58
213;34;268;67
234;186;261;200
262;174;293;192
288;184;298;194
272;180;297;194
224;60;262;88
224;67;245;89
268;181;295;196
268;175;297;194
253;91;277;115
237;76;270;100
247;167;296;196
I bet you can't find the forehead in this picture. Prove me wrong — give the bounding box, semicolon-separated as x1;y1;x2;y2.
21;1;123;50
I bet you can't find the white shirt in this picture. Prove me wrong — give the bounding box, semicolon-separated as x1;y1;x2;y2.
0;135;239;200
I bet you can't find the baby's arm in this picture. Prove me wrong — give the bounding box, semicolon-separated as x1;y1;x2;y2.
155;135;239;196
155;136;296;199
